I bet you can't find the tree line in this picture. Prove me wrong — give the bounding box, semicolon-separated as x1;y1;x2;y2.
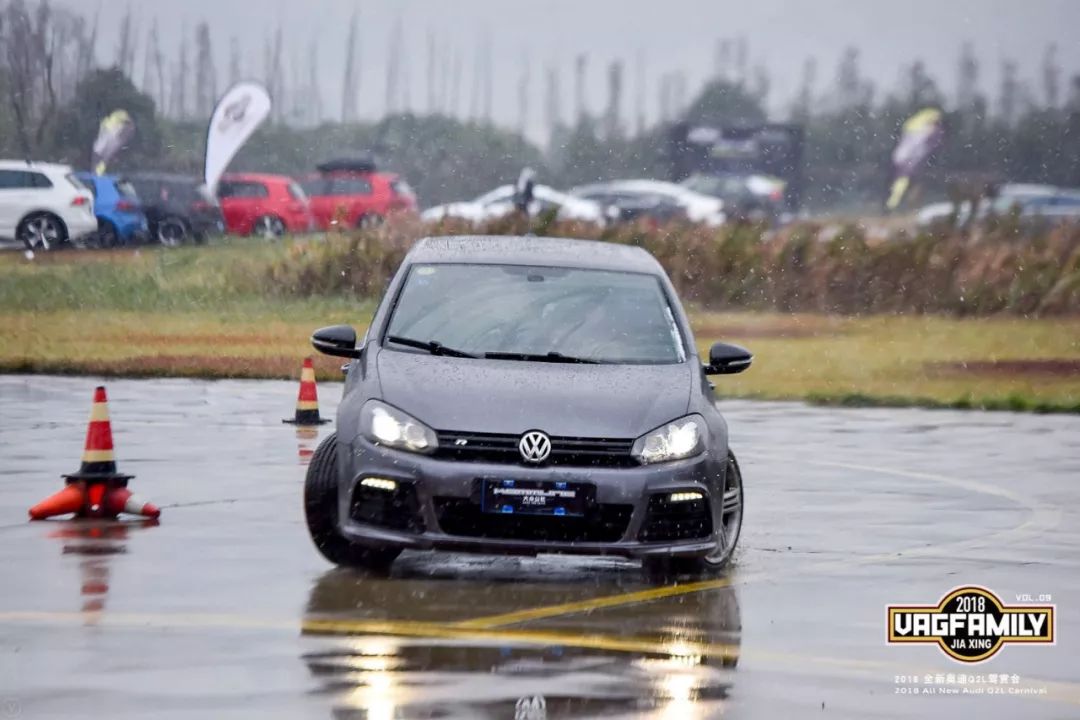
2;0;1078;210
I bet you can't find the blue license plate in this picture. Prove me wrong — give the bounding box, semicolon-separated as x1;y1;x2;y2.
481;479;591;517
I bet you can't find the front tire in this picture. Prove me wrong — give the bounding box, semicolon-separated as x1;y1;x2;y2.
304;433;402;571
356;213;384;229
252;215;286;239
156;216;188;246
644;450;744;577
18;212;67;251
95;219;119;249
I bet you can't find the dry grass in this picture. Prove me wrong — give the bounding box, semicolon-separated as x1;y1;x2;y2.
1;235;1078;412
2;308;1077;412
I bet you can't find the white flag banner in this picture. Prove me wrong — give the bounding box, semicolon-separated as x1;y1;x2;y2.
204;82;272;196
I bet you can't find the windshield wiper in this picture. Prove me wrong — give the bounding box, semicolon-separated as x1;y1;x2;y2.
386;335;477;358
483;351;602;364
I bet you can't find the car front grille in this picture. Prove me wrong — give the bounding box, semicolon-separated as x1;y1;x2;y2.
433;497;633;543
639;494;713;542
434;431;637;468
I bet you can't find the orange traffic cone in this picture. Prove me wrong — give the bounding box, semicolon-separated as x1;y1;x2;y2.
103;487;160;519
283;358;330;425
28;386;160;521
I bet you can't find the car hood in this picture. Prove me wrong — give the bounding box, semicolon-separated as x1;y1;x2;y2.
375;349;693;439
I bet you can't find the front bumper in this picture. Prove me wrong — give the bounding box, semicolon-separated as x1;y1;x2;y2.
338;436;725;558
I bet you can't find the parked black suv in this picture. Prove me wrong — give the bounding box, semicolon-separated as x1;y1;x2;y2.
126;172;225;245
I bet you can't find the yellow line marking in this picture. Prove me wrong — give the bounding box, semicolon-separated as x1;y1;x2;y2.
303;618;740;662
454;575;745;630
454;457;1060;630
1;610;1076;705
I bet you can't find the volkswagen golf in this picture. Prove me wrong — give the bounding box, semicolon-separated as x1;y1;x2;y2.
304;235;752;574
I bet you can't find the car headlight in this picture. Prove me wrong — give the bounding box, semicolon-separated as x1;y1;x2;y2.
632;415;706;464
361;400;438;454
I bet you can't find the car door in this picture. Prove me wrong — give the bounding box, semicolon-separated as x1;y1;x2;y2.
0;170;25;237
218;181;266;234
326;175;374;225
299;176;333;229
0;170;51;239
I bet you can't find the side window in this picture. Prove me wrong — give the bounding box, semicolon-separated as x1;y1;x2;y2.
78;177;99;199
329;176;372;195
287;182;308;201
299;178;328;197
0;171;51;189
218;181;267;198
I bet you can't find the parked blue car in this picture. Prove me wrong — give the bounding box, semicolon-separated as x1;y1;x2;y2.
74;172;149;247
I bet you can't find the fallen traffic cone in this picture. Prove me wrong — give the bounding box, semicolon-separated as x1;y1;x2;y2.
283;358;330;425
28;386;160;521
103;487;160;519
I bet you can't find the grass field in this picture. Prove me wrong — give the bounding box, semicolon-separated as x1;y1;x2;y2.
2;242;1079;412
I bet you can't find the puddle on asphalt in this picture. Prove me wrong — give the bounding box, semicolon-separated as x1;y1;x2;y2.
301;567;741;718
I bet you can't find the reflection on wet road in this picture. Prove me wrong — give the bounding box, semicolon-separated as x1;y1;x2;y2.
0;375;1077;718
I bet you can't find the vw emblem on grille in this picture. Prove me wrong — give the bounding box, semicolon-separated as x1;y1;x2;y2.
519;431;551;463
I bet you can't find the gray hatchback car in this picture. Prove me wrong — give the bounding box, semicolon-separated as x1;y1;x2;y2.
304;235;752;574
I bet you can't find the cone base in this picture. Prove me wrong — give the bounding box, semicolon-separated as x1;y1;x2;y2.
282;418;330;425
63;472;132;484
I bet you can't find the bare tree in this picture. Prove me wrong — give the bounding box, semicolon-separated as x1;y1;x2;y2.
998;59;1019;126
1042;43;1061;109
1;0;61;155
341;10;358;123
516;51;530;135
543;62;561;139
194;21;218;118
149;18;165;112
176;27;189;119
385;15;402;114
228;35;241;88
791;56;817;121
116;7;132;73
634;49;645;135
307;34;322;124
425;29;436;113
449;45;462;117
603;60;623;138
573;53;587;122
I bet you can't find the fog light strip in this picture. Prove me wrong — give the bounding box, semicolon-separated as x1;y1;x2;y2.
360;478;397;492
668;491;704;503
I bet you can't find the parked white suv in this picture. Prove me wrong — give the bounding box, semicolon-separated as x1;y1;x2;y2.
0;161;97;250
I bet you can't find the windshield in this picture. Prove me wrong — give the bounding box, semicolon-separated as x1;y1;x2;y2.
384;263;685;365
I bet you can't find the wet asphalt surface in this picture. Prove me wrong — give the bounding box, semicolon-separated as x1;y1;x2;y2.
0;375;1077;719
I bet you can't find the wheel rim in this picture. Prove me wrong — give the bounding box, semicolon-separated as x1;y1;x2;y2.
358;214;382;229
23;216;60;251
254;216;283;238
158;220;185;246
706;455;743;565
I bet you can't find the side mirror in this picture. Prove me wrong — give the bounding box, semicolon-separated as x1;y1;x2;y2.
705;341;752;375
311;325;362;358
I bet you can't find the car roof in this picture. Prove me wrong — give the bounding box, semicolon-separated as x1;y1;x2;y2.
0;160;73;173
574;179;687;196
126;172;199;184
406;235;663;274
221;172;295;184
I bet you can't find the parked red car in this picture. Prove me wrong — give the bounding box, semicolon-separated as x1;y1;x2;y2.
217;172;314;237
299;158;417;230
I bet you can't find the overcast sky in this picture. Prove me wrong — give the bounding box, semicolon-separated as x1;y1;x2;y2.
56;0;1080;142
